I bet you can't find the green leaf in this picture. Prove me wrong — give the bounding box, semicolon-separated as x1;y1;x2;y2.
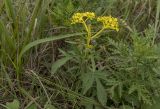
44;104;57;109
0;0;4;14
4;0;18;37
26;0;43;40
51;56;72;74
82;73;95;95
142;97;160;109
95;106;103;109
85;104;94;109
128;85;137;94
0;20;16;51
18;33;85;63
4;0;15;21
120;105;133;109
66;0;74;13
6;99;19;109
96;79;107;106
94;71;108;80
124;94;140;106
118;83;123;98
26;104;37;109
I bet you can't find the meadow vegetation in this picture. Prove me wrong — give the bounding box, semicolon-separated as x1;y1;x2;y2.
0;0;160;109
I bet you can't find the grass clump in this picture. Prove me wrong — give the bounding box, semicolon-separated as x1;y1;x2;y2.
0;0;160;109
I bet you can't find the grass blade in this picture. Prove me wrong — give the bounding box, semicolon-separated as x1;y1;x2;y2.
26;0;43;43
18;33;85;63
4;0;16;21
4;0;18;37
155;0;160;36
51;56;72;75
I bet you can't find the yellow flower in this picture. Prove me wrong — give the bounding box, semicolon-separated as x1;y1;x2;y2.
83;12;95;19
97;16;119;31
70;12;120;49
71;12;95;24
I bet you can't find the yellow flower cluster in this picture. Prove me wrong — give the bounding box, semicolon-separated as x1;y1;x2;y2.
71;12;95;24
97;16;119;31
71;12;120;49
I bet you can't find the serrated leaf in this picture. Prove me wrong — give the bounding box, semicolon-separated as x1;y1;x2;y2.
6;99;19;109
96;79;107;106
51;56;72;74
66;0;74;13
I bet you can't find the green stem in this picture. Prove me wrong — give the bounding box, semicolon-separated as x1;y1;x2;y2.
87;25;92;48
82;20;92;48
82;20;89;33
91;27;105;39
